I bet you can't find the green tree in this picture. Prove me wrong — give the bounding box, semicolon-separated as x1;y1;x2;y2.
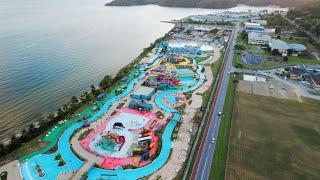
71;96;78;104
272;49;279;55
91;84;96;94
241;30;248;41
99;75;112;89
210;28;219;34
0;143;6;156
275;27;281;34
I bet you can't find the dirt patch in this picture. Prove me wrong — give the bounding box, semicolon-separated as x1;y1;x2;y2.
237;77;300;101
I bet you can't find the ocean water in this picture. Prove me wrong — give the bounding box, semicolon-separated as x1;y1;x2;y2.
0;0;283;141
0;0;217;140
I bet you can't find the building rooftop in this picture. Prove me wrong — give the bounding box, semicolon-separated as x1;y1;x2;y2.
269;39;289;50
288;43;307;52
248;32;271;42
245;22;261;27
133;86;155;96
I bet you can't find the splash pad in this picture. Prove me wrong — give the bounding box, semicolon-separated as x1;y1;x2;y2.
162;92;186;108
80;108;166;169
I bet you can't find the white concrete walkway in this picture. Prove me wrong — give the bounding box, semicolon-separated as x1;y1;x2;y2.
0;160;22;180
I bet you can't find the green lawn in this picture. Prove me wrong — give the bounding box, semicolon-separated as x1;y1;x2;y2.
209;73;238;179
195;56;211;64
226;93;320;179
211;59;222;76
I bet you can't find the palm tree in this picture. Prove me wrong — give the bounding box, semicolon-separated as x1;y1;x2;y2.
28;124;36;137
21;129;28;141
0;143;6;156
71;96;78;104
91;84;96;94
83;92;91;102
10;135;19;149
99;75;112;89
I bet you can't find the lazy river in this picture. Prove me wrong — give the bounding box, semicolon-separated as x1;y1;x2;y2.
20;44;206;180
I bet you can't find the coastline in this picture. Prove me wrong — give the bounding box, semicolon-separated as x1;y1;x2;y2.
105;2;288;9
0;33;169;165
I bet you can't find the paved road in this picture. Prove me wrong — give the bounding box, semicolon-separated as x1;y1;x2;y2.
190;23;239;180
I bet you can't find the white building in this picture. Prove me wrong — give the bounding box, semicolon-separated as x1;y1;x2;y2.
251;19;267;26
245;22;265;32
248;32;271;45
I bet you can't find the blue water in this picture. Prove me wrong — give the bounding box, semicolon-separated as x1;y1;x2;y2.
0;0;215;140
166;94;179;105
20;45;206;179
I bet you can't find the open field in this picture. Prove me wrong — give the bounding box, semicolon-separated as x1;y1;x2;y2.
226;92;320;180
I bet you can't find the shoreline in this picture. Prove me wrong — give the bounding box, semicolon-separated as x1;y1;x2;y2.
0;33;169;164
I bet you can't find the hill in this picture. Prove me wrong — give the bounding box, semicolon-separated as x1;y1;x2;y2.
287;2;320;37
106;0;314;9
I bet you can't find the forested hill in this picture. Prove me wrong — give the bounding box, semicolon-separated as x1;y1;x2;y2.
287;2;320;37
106;0;314;9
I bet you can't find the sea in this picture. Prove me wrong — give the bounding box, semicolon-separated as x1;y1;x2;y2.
0;0;279;141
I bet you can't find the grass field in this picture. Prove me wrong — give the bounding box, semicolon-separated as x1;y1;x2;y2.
195;56;211;64
226;93;320;180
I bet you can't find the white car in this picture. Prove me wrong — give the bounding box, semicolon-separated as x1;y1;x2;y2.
218;111;222;116
211;138;216;143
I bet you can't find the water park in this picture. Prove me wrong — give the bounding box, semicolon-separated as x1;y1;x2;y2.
1;22;226;180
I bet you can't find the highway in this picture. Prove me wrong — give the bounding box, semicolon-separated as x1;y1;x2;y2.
190;22;239;180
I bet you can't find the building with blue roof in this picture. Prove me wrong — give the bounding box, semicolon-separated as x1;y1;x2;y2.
128;99;153;111
245;22;265;32
131;86;156;101
288;43;307;53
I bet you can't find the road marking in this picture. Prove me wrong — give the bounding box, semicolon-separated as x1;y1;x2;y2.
200;159;208;180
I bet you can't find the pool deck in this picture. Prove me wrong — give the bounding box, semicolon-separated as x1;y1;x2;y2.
0;160;21;180
70;129;104;179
